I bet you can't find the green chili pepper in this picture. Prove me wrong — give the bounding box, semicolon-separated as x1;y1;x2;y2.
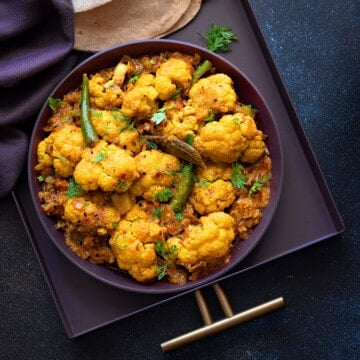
191;60;212;86
80;73;98;146
170;163;194;213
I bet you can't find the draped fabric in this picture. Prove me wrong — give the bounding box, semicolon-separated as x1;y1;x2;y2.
0;0;77;198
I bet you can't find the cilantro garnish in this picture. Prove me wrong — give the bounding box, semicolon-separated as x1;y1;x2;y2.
151;108;167;125
185;133;194;146
248;175;270;196
153;207;162;219
152;188;173;203
205;109;216;122
231;163;247;189
48;97;62;111
155;241;178;280
67;177;83;198
199;24;238;53
92;150;108;163
129;70;142;84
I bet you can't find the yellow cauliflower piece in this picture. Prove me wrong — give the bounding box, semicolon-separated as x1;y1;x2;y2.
111;192;136;216
195;162;233;182
188;73;237;120
129;150;181;201
64;196;120;235
73;140;139;192
121;73;158;119
36;123;85;177
155;58;193;100
157;100;199;141
167;212;235;280
194;113;265;163
89;72;124;109
91;109;141;155
189;180;235;215
109;216;167;283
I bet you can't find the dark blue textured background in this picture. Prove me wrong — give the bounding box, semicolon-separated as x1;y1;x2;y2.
0;1;359;359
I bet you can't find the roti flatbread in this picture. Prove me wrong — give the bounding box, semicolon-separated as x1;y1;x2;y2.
72;0;112;13
157;0;202;38
74;0;191;52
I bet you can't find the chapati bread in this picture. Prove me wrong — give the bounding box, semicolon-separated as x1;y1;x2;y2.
72;0;112;13
74;0;191;52
157;0;202;38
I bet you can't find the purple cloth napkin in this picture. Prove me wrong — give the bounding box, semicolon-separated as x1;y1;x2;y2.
0;0;78;198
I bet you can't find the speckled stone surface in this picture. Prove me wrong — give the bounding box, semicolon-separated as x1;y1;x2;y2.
0;1;359;359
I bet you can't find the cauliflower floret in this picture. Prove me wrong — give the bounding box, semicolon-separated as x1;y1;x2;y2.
194;113;265;163
89;72;124;109
167;212;235;280
189;180;235;215
64;196;120;235
195;162;233;182
154;58;193;101
188;73;237;120
129;149;181;201
91;109;141;155
157;100;199;141
35;123;85;177
121;73;158;119
73;140;138;192
109;215;167;283
111;191;136;216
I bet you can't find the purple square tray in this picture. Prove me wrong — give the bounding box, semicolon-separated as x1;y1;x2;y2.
12;0;344;338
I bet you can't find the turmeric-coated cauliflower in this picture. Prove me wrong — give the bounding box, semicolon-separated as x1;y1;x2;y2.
129;149;181;201
73;140;138;192
91;109;141;155
188;73;237;120
194;162;233;182
194;113;265;163
64;195;120;235
89;72;124;109
155;58;193;100
167;212;235;280
189;180;235;215
121;73;158;119
109;213;167;283
35;123;85;177
157;99;199;141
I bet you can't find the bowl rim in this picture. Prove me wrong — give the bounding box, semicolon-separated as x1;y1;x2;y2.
28;39;284;294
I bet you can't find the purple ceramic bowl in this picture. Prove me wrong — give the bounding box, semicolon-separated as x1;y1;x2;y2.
28;39;283;294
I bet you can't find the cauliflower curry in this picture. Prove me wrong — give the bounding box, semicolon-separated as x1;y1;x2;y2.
35;51;272;285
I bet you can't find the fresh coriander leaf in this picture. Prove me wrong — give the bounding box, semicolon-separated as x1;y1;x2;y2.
151;108;167;125
37;175;45;183
185;133;194;146
248;175;270;196
174;210;185;221
48;97;62;111
153;207;162;219
155;241;178;280
152;188;173;202
198;179;210;188
92;150;108;163
205;109;216;122
231;163;247;189
67;177;83;198
118;180;127;189
129;70;142;84
199;24;238;53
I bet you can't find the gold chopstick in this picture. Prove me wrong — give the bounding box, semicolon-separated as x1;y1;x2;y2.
161;283;285;352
